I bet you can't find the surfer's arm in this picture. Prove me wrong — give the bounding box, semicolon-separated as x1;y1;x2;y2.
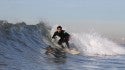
52;31;57;39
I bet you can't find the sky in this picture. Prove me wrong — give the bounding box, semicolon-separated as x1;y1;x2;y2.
0;0;125;38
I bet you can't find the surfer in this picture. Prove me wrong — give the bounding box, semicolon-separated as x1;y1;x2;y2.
52;26;70;49
46;26;79;56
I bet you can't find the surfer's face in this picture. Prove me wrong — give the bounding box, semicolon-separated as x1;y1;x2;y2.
57;28;62;33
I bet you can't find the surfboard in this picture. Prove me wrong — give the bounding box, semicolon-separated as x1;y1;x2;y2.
50;37;80;55
64;48;80;55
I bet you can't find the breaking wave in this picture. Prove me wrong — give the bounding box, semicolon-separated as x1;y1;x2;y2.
70;32;125;56
0;20;125;70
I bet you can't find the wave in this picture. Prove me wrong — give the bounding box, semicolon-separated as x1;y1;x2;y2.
0;20;52;70
0;20;125;70
70;32;125;56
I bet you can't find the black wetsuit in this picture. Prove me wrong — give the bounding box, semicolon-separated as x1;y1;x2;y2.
52;30;70;48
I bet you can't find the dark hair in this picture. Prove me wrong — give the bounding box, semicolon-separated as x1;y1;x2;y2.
57;26;62;29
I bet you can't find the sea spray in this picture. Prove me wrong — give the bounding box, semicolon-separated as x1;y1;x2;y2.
70;32;125;56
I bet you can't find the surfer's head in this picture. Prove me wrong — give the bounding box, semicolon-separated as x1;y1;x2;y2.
57;26;62;32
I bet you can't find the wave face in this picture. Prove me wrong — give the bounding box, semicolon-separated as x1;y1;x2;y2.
0;21;52;70
70;32;125;56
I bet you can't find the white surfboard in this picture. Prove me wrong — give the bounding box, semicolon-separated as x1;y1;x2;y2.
64;48;80;55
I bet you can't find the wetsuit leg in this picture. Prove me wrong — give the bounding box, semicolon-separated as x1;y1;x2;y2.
65;41;70;48
58;39;65;48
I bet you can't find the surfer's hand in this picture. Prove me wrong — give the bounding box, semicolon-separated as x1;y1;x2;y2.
51;38;55;42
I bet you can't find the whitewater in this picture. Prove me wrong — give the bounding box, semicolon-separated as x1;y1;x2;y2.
0;21;125;70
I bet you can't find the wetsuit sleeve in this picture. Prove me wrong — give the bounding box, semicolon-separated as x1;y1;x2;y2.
52;31;57;39
64;31;70;37
64;31;70;41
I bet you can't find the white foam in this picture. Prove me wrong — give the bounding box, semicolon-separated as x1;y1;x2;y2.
70;32;125;56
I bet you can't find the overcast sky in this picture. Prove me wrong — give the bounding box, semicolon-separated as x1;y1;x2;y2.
0;0;125;36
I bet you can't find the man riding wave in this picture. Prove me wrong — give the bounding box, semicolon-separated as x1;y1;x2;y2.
52;26;70;49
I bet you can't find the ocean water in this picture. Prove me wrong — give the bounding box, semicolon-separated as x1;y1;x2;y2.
0;21;125;70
